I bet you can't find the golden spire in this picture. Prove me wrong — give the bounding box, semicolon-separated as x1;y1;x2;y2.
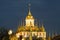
48;33;51;40
42;24;44;28
25;3;34;27
26;3;34;19
28;3;32;16
52;32;54;38
41;24;45;32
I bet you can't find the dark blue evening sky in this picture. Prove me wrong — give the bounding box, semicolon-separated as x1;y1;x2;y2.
0;0;60;35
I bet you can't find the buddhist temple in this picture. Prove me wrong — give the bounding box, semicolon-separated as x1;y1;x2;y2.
9;4;46;40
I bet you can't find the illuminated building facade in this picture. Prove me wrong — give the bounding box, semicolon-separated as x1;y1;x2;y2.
9;4;46;40
15;4;46;40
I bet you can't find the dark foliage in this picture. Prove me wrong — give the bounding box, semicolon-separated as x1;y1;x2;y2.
0;27;9;40
52;35;60;40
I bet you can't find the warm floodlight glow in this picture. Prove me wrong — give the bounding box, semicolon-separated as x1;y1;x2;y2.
26;19;34;26
22;38;24;40
16;33;20;38
8;30;12;35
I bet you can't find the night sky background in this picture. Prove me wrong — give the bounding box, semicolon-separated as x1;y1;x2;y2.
0;0;60;35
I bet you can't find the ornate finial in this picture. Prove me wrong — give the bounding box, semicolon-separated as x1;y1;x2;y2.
28;3;31;16
28;3;31;9
41;21;44;28
41;23;45;32
35;19;37;26
48;33;51;40
49;33;50;37
38;20;40;27
42;24;44;28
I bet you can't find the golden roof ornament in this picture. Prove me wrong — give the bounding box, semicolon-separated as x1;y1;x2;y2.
41;24;45;31
26;3;34;19
39;24;45;32
28;3;32;16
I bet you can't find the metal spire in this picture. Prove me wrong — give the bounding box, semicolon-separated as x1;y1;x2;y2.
48;33;51;40
28;3;32;16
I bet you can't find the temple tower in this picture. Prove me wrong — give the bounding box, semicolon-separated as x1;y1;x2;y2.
25;4;34;27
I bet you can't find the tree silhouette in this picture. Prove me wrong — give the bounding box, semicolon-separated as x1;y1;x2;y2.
0;27;9;40
52;35;60;40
